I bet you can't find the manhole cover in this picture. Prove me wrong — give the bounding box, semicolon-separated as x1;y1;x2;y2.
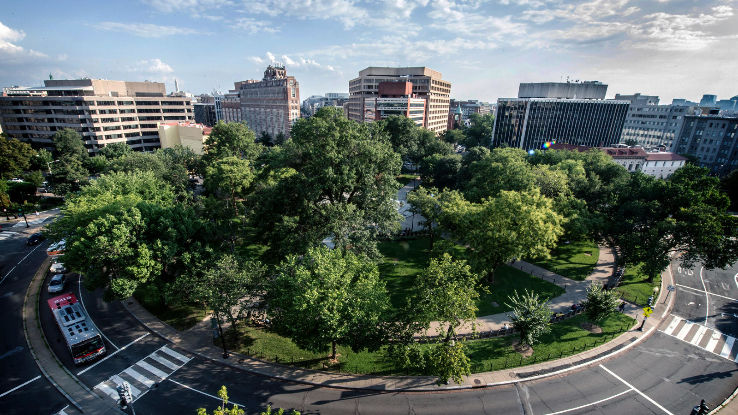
474;379;481;385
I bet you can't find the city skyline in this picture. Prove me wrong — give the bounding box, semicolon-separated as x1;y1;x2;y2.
1;0;737;103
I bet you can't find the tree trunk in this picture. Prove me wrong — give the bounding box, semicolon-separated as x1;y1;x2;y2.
331;341;337;360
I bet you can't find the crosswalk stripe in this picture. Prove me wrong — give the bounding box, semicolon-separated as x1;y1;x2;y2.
706;331;722;353
663;316;681;335
691;326;708;346
136;360;169;380
111;375;142;398
676;322;694;341
160;345;190;364
94;382;119;399
720;336;735;359
123;367;155;388
149;352;180;370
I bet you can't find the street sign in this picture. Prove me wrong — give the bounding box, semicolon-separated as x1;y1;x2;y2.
667;285;675;291
643;306;653;316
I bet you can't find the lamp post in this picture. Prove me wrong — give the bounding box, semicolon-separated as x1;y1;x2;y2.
45;159;59;174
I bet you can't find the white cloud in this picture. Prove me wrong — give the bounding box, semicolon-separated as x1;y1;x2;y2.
248;52;336;72
0;21;48;62
142;0;233;13
130;58;174;73
627;5;736;51
94;21;205;37
241;0;368;29
231;17;279;34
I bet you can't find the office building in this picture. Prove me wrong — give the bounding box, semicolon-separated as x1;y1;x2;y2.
673;115;738;176
492;81;628;150
616;93;693;150
348;67;451;134
158;121;211;154
362;82;426;126
194;102;217;126
302;93;349;117
236;65;300;140
700;94;717;107
0;79;193;153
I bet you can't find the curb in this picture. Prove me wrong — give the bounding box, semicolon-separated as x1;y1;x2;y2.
22;256;83;412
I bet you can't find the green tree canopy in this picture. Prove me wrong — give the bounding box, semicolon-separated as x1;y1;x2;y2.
203;121;261;162
48;129;90;195
203;156;254;217
267;246;391;360
251;107;401;257
463;147;536;202
99;142;133;160
583;283;619;323
0;133;35;179
506;290;553;347
419;153;462;190
461;113;494;148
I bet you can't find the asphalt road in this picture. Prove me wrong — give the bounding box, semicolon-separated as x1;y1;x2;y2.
0;220;69;415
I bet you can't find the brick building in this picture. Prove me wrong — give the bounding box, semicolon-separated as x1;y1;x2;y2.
237;65;300;140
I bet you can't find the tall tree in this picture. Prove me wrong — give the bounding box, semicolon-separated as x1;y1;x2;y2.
0;133;34;179
99;142;132;160
462;113;494;148
251;107;401;257
583;283;619;324
203;121;261;162
196;386;244;415
203;156;254;217
48;129;90;195
440;189;564;280
506;290;552;347
267;246;390;360
722;169;738;211
419;153;462;190
463;147;536;202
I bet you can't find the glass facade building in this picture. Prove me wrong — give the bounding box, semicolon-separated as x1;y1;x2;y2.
673;115;738;176
492;98;629;150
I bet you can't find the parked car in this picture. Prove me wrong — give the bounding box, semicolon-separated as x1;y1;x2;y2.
50;262;67;274
46;239;65;256
47;274;67;293
26;233;45;246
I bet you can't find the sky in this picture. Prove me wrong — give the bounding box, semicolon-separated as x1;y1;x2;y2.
0;0;737;103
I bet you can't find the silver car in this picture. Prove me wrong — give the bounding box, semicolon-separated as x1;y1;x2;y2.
48;274;67;293
50;262;67;274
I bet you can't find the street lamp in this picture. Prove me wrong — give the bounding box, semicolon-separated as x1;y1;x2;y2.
46;159;59;174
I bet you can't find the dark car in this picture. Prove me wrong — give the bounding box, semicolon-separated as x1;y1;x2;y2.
26;233;45;246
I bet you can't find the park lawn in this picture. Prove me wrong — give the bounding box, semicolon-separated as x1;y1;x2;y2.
615;262;662;306
378;238;564;317
224;312;635;375
396;174;418;186
133;283;208;331
476;265;565;316
531;240;599;281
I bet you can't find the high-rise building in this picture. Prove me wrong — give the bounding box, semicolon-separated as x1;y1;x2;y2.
447;99;493;130
0;79;193;153
362;82;426;126
673;115;738;176
616;93;693;150
699;94;718;107
492;81;628;150
194;102;217;126
236;65;300;140
348;67;451;134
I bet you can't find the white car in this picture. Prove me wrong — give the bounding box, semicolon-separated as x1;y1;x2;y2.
50;262;67;274
48;274;67;293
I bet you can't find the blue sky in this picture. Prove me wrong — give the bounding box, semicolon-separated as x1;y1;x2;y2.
1;0;736;103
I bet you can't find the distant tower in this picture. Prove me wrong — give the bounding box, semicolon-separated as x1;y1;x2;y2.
174;78;179;92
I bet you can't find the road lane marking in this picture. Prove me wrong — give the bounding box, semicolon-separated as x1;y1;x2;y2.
111;374;142;398
136;360;168;380
676;321;694;341
167;379;245;409
124;367;155;388
691;326;708;346
720;336;735;359
77;274;119;350
0;243;43;287
599;365;674;415
0;375;41;397
77;332;150;375
700;267;709;325
706;331;722;353
663;316;681;335
675;284;738;302
160;345;190;364
544;389;632;415
149;352;180;370
94;382;119;399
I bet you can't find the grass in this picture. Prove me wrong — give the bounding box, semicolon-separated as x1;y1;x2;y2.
396;174;419;186
476;265;565;316
615;263;661;306
530;240;599;281
133;282;208;331
377;238;564;316
225;312;635;375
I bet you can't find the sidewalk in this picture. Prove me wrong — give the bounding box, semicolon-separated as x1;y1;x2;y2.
0;208;61;232
22;255;123;414
121;244;671;392
427;243;618;336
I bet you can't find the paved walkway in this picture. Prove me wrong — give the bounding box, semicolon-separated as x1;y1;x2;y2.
23;255;122;414
426;244;620;336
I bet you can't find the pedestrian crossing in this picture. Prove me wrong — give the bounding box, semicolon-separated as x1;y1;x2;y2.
660;315;738;362
0;231;20;240
11;217;50;228
93;345;191;403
